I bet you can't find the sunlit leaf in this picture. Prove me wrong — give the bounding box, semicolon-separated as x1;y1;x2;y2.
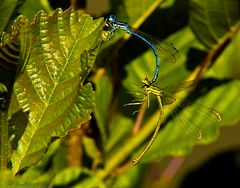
11;7;104;173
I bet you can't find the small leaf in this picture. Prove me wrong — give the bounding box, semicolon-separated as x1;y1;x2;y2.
11;8;104;173
0;83;8;93
74;169;107;188
51;167;82;186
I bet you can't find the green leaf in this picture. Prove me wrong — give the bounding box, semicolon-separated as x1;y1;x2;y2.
19;0;52;20
189;0;240;48
161;0;176;9
51;167;82;186
105;114;133;153
74;169;107;188
52;167;106;188
0;169;51;188
124;0;157;24
94;75;113;144
11;8;104;173
0;0;19;33
112;164;145;188
110;0;169;27
0;83;7;93
206;30;240;79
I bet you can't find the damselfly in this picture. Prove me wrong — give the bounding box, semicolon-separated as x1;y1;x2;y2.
106;15;180;85
127;78;221;165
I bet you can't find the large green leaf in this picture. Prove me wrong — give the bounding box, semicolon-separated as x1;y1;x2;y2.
10;8;104;173
189;0;240;48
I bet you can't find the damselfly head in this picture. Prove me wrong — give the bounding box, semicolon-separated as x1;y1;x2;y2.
142;77;151;88
108;14;116;23
106;14;114;26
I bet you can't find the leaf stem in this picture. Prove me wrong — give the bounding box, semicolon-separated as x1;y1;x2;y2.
194;21;240;81
96;111;159;180
0;111;8;170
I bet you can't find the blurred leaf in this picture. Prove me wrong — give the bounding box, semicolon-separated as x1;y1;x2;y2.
51;167;82;186
214;80;240;125
94;75;113;144
10;8;104;173
161;0;176;8
109;0;169;32
124;0;157;24
206;30;240;79
0;83;7;93
82;135;103;169
74;169;106;188
0;169;50;188
112;164;145;188
189;0;240;48
0;0;19;33
105;114;133;153
19;0;52;20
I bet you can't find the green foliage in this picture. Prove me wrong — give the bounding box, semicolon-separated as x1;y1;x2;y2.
189;0;240;48
0;0;19;33
9;8;103;173
0;0;240;187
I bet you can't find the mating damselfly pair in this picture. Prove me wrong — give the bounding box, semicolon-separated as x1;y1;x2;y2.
105;15;221;165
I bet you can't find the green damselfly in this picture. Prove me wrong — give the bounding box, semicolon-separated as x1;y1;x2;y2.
126;78;221;165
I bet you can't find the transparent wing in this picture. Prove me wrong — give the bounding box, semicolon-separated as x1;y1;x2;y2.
161;80;196;94
172;109;202;140
189;103;221;122
170;101;221;140
132;28;180;64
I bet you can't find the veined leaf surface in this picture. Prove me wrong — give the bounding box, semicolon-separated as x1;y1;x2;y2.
11;7;104;173
189;0;240;48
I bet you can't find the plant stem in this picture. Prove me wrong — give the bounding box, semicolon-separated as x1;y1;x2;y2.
0;111;8;170
96;111;159;180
